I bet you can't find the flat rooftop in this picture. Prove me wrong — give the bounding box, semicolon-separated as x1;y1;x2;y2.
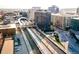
51;13;62;16
1;38;14;54
72;17;79;20
0;24;16;29
51;13;79;17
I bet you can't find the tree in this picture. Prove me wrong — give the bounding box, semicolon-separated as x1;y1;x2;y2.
54;33;60;42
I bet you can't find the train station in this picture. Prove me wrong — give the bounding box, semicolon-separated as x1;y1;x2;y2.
0;8;79;54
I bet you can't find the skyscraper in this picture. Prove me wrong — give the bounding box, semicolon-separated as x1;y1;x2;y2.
48;5;59;13
34;10;51;31
76;7;79;15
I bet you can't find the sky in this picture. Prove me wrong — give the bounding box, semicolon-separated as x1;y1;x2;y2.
0;0;79;9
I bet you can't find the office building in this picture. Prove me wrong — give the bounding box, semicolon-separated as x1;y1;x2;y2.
48;5;59;13
76;7;79;15
70;18;79;31
34;10;51;31
51;13;79;30
28;7;41;21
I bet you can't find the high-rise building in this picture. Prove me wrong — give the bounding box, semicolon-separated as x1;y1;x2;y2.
51;13;65;29
68;18;79;53
51;13;79;30
76;7;79;15
34;10;51;31
32;7;41;10
28;7;41;21
48;5;59;13
60;8;76;15
70;18;79;31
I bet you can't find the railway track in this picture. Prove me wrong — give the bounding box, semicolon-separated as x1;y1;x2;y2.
31;28;66;54
23;28;41;54
18;19;41;54
18;20;34;54
18;19;66;54
27;28;52;54
19;27;33;54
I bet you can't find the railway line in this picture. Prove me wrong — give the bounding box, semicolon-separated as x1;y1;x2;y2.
17;18;67;54
18;28;33;54
18;19;42;54
34;28;66;54
23;28;41;54
27;28;51;54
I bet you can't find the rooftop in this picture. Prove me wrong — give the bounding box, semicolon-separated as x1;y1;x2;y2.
51;13;79;17
51;13;62;16
72;17;79;20
0;24;16;30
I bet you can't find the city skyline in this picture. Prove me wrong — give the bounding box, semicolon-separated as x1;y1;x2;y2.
0;0;79;9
